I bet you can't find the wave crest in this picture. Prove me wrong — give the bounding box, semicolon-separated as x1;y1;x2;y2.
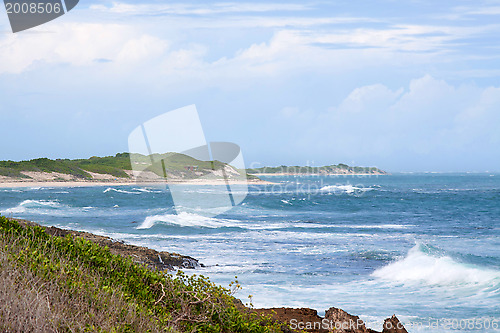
137;212;239;229
373;244;500;286
1;200;62;214
320;184;373;194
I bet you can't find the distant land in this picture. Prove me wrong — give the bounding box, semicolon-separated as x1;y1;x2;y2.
247;164;387;176
0;153;386;187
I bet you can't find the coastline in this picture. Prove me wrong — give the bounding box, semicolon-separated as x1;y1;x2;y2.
2;217;409;333
251;172;387;176
0;178;274;188
12;218;200;270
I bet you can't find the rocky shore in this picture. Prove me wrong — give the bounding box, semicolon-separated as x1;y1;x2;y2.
14;218;200;270
13;218;409;333
255;307;408;333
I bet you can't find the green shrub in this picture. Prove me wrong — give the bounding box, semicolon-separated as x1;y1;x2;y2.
0;217;283;333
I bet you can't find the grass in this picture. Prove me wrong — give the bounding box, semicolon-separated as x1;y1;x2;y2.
0;153;250;180
0;158;93;179
0;216;284;333
0;154;135;179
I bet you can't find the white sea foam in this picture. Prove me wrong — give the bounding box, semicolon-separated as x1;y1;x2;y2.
137;212;240;229
103;188;142;195
373;244;500;286
331;224;413;229
1;199;62;214
133;188;163;193
1;200;108;217
320;184;373;194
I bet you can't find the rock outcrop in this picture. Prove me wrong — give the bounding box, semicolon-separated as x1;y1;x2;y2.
255;307;408;333
382;315;408;333
13;218;200;270
324;307;372;332
12;218;408;333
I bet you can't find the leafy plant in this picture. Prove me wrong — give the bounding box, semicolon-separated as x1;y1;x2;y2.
0;216;284;333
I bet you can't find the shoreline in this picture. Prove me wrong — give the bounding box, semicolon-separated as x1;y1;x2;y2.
0;178;274;188
12;218;200;270
4;217;409;333
252;172;387;176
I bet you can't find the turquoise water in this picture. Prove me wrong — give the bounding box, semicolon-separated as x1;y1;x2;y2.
1;174;499;332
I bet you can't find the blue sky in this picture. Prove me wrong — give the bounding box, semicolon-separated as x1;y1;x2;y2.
1;0;500;172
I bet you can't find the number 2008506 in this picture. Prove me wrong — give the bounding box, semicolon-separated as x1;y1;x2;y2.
5;2;62;14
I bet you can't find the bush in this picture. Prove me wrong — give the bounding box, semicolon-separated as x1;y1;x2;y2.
0;216;283;333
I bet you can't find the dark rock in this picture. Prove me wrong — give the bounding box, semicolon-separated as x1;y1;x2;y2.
254;307;409;333
12;219;410;333
324;307;370;333
255;307;327;333
382;315;408;333
12;218;200;271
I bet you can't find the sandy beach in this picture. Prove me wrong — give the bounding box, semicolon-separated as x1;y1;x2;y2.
251;172;387;176
0;179;273;188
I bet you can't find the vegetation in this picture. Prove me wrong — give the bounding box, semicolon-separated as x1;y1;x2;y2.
131;153;231;179
0;153;384;181
0;153;252;181
246;163;386;175
0;154;133;179
0;216;283;332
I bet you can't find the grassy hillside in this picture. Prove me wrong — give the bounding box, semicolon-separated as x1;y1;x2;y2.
0;153;133;179
0;153;243;180
0;216;283;332
131;153;234;180
0;153;385;180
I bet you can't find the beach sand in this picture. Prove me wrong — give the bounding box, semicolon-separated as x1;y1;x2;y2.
0;179;273;188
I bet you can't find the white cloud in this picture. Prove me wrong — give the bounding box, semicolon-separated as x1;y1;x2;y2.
453;5;500;16
89;2;312;16
279;75;500;169
1;0;497;82
0;23;167;74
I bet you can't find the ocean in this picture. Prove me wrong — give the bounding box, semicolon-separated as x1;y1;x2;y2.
1;174;499;332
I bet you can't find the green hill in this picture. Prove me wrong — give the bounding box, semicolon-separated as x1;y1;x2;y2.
0;153;246;181
0;153;386;181
0;153;133;179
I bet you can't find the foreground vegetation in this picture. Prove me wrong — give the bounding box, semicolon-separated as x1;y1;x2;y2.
0;216;283;332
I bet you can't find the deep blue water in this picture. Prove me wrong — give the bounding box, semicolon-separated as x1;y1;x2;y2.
1;174;499;332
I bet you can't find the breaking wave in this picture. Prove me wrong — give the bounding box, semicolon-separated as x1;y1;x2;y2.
373;244;500;287
103;188;142;195
320;184;374;194
1;199;63;214
137;212;240;229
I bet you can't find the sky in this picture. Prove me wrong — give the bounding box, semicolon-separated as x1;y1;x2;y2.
1;0;500;172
